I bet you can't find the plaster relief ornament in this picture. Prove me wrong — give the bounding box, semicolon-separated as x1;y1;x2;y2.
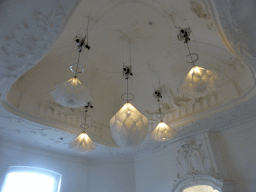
176;139;213;179
109;65;149;148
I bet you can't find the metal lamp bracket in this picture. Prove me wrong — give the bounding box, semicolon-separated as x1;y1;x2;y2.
75;36;90;51
153;89;162;101
177;27;191;43
123;66;133;79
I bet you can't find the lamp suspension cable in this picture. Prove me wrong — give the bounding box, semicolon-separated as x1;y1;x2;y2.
176;25;199;67
74;51;81;77
157;97;162;121
121;42;134;102
153;88;163;120
170;15;180;30
85;15;90;49
81;102;93;132
186;43;195;67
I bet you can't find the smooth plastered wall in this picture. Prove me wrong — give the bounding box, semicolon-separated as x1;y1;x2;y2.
87;159;136;192
0;140;89;192
134;118;256;192
0;140;136;192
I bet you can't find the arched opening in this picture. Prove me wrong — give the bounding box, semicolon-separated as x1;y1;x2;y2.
183;185;219;192
1;166;62;192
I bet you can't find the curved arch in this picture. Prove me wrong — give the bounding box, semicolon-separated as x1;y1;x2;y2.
1;166;62;192
172;175;224;192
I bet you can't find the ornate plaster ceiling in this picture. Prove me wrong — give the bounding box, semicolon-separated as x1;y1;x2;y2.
0;0;256;157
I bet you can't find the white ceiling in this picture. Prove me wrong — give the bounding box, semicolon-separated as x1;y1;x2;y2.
0;0;256;157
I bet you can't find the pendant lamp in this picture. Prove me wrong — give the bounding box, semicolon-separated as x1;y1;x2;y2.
178;66;221;98
109;66;149;148
51;36;92;108
150;89;176;141
177;27;221;98
69;103;96;153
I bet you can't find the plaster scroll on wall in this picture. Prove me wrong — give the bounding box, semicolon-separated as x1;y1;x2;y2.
0;0;78;83
203;0;256;61
190;0;210;19
36;101;102;138
175;139;215;181
190;0;214;29
144;84;224;123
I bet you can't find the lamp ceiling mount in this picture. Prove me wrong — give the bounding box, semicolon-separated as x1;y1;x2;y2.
123;66;133;79
177;27;191;43
75;36;90;51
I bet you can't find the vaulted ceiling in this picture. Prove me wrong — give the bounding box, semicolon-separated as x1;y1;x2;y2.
0;0;256;158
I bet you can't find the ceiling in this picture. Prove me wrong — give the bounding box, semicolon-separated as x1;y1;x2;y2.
0;0;256;158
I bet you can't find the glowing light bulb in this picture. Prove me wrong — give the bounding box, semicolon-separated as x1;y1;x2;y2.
110;103;149;147
70;76;79;86
69;132;96;153
190;66;200;75
50;76;93;108
150;121;176;141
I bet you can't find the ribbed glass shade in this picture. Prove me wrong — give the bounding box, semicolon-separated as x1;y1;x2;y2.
50;77;92;108
69;132;96;153
109;103;149;148
178;66;222;99
150;121;175;141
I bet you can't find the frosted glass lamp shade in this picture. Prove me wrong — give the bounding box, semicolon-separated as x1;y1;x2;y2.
178;66;222;99
110;103;149;148
69;132;96;153
150;121;176;141
50;77;92;108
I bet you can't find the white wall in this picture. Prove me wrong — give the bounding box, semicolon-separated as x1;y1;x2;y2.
0;140;137;192
219;118;256;192
1;118;256;192
87;159;136;192
134;148;174;192
0;139;89;192
134;118;256;192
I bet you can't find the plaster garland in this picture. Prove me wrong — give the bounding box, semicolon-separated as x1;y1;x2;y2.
0;0;81;98
199;0;256;62
0;0;256;159
175;139;214;180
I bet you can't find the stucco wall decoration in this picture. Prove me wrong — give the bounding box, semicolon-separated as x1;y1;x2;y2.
171;133;236;192
175;139;214;179
0;0;256;159
0;0;81;88
199;0;256;64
